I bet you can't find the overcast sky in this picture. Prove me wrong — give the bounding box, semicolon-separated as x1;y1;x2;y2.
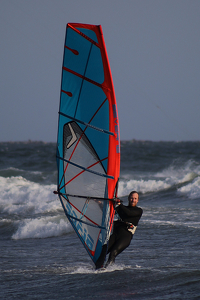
1;0;200;142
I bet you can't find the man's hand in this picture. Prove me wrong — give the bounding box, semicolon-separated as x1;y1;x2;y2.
114;198;121;205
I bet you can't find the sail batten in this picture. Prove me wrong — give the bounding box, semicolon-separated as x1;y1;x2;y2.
62;66;110;90
63;212;106;230
67;23;101;47
56;155;114;179
56;23;120;265
58;112;114;135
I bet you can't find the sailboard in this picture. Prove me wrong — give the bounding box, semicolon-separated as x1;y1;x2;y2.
55;23;120;267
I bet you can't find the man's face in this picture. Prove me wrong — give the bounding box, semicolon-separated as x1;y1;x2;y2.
129;193;139;207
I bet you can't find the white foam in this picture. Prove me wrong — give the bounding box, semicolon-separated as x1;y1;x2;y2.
142;219;200;229
158;159;200;199
178;177;200;199
0;176;60;215
118;159;200;198
12;216;73;239
155;159;199;183
118;178;170;197
70;263;129;274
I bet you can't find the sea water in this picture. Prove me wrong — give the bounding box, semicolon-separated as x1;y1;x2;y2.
1;141;200;299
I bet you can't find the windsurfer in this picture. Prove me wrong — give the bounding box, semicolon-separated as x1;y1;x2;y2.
105;191;143;267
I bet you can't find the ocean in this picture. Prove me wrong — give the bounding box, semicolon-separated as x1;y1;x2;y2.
1;140;200;299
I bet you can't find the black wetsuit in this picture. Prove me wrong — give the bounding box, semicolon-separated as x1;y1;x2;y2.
106;204;143;266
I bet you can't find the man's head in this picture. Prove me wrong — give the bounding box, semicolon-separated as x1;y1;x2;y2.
128;191;139;207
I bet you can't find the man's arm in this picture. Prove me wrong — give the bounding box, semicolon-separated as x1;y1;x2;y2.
116;204;143;217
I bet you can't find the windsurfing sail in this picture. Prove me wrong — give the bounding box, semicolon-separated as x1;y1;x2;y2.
55;23;120;266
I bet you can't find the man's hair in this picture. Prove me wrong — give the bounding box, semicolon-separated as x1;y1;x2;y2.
128;191;139;201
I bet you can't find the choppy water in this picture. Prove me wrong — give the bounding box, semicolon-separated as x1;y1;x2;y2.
1;141;200;299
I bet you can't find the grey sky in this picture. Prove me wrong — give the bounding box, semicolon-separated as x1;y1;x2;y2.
1;0;200;142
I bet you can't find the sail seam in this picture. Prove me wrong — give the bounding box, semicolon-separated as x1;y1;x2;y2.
74;43;93;117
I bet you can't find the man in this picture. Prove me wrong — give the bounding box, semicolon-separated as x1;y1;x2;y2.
95;191;143;269
105;191;143;267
